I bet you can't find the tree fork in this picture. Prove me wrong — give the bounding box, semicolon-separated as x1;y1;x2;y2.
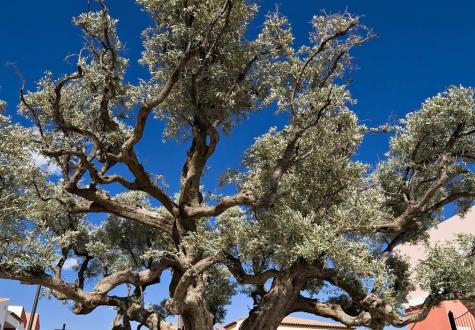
239;275;306;330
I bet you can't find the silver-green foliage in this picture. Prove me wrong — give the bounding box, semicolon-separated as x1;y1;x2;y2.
0;1;474;329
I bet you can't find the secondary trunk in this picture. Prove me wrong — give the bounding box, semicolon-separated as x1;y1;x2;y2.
179;278;214;330
181;303;213;330
239;275;305;330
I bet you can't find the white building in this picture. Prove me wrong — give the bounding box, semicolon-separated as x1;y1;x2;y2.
0;298;39;330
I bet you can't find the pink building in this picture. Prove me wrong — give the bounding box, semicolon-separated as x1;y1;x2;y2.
396;207;475;330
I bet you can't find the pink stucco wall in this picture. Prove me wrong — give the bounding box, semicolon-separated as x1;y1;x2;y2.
396;207;475;306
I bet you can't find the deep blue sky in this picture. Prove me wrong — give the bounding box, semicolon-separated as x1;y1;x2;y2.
1;1;475;329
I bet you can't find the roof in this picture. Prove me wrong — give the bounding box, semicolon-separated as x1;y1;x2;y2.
0;297;9;303
219;317;244;329
8;305;25;316
282;316;349;328
220;316;350;329
9;310;23;322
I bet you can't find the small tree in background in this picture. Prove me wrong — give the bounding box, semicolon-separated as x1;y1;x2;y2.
0;1;474;329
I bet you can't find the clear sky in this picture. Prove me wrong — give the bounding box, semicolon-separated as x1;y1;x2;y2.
1;1;475;329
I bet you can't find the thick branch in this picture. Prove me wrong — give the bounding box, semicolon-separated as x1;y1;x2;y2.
225;255;279;285
91;257;179;296
377;139;458;233
426;191;475;213
293;295;371;327
0;258;178;330
69;189;175;235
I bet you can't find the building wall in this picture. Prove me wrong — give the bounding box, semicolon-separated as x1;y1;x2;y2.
25;313;40;330
406;300;469;330
0;301;37;330
396;208;475;330
0;299;9;330
7;306;25;330
396;207;475;306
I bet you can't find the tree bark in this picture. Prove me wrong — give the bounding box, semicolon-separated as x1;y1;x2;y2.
239;275;305;330
180;278;214;330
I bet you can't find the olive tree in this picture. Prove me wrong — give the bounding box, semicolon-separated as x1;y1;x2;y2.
0;1;474;330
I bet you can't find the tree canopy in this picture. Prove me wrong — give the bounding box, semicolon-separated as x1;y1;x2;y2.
0;1;474;330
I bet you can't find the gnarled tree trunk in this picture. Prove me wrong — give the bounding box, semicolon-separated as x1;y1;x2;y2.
170;267;214;330
239;275;305;330
181;277;213;330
